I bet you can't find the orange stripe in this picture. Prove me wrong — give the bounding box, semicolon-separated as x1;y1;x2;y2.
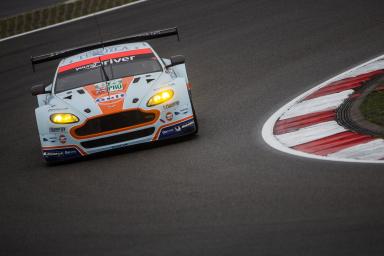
58;57;100;73
152;115;194;140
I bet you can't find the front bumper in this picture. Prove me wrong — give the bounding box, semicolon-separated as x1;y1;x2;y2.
41;113;196;162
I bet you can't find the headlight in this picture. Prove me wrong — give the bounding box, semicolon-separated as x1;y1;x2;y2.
50;113;79;124
147;89;174;107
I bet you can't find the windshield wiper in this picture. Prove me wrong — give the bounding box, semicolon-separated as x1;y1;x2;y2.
98;57;110;82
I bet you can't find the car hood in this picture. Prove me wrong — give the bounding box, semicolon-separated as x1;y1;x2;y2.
54;71;169;118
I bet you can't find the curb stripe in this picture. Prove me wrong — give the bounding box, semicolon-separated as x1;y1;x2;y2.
304;80;363;100
339;69;384;82
262;53;384;163
292;132;375;156
274;110;336;135
329;139;384;160
280;90;353;120
275;121;346;147
304;70;384;100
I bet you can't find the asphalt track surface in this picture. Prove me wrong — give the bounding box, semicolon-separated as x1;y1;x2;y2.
1;0;384;255
0;0;64;18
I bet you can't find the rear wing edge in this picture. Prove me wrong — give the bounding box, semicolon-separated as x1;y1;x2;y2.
31;27;180;71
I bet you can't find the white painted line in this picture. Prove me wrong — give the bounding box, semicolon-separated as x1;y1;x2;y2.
262;53;384;163
280;90;353;120
338;58;384;80
0;0;149;43
276;121;346;147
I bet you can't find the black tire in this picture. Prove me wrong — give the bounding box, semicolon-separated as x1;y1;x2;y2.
188;90;199;134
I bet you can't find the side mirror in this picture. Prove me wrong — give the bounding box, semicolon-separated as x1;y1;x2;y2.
166;55;185;68
31;84;50;96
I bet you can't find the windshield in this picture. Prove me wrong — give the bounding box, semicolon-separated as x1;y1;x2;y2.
55;49;162;93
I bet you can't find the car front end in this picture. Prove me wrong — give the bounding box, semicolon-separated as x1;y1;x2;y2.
33;42;197;162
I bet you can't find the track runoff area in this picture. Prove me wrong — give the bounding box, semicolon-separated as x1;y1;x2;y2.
263;54;384;163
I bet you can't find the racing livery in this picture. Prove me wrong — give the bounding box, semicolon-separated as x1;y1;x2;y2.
31;28;198;162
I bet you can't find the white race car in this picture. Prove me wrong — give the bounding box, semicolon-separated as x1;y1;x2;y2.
31;28;198;162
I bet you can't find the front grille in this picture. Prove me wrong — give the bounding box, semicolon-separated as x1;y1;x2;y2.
74;110;157;137
80;127;155;148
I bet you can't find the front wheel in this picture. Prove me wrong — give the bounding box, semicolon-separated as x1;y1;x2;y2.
188;90;199;134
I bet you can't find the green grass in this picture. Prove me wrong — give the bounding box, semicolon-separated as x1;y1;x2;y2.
360;90;384;126
0;0;136;39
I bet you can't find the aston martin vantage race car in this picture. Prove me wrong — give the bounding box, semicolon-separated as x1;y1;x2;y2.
31;28;198;162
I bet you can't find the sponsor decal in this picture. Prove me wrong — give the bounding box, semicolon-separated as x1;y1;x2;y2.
75;62;100;72
163;101;180;110
74;57;136;72
179;108;189;113
84;46;133;57
43;147;82;161
42;136;59;143
48;108;69;112
95;93;125;103
59;134;67;144
158;119;195;139
107;80;123;92
103;56;135;65
94;83;107;94
49;127;66;133
94;80;124;94
166;112;173;121
175;107;189;116
181;121;195;129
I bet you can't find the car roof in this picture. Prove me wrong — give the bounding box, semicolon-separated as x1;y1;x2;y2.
58;42;151;67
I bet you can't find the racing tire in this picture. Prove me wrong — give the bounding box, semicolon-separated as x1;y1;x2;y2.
188;90;199;135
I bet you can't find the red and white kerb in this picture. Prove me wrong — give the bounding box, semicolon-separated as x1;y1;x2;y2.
262;55;384;163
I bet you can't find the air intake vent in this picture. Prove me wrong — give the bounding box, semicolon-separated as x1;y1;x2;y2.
73;109;157;137
80;127;155;148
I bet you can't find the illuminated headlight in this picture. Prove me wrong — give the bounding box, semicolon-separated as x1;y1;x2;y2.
50;113;79;124
147;89;174;107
